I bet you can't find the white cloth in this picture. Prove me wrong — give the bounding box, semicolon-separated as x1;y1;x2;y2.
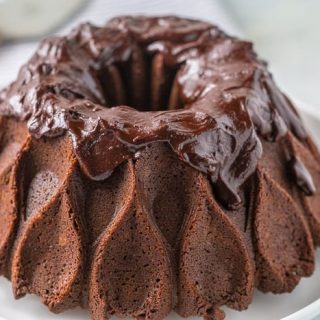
0;0;239;89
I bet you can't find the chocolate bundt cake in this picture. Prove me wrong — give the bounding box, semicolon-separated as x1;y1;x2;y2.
0;15;319;320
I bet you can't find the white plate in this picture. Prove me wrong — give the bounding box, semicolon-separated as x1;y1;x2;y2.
1;106;320;320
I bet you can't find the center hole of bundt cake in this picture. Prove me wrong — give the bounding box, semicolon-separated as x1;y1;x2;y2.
98;49;181;111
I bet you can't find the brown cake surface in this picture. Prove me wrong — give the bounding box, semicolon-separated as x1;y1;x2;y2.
0;15;319;320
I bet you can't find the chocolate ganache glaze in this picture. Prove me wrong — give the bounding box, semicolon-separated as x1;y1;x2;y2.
0;16;315;207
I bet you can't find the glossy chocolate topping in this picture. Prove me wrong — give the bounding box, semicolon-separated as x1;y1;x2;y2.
0;16;314;207
289;155;316;195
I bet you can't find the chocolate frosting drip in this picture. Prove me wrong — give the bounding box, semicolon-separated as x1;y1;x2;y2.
289;156;316;195
0;16;314;207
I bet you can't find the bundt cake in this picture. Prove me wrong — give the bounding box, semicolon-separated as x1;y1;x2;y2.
0;15;319;320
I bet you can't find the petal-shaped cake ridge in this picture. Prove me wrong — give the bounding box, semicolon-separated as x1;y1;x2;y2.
151;53;177;110
134;142;199;248
254;168;314;293
287;133;320;245
258;137;317;243
89;161;172;320
0;118;30;276
168;71;181;110
259;138;291;190
151;53;166;110
82;162;136;307
177;175;254;319
100;64;127;106
10;136;84;313
134;142;203;307
129;46;148;109
84;163;134;250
